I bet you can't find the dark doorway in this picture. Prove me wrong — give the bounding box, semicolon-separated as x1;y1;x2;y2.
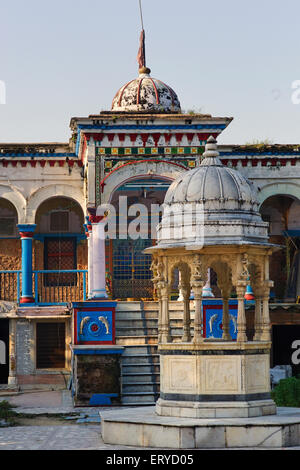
272;325;300;376
0;319;9;384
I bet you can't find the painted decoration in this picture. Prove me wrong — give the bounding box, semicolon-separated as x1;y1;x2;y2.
203;300;238;340
73;302;116;345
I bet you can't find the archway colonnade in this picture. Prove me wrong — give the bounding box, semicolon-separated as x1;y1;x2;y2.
150;246;274;344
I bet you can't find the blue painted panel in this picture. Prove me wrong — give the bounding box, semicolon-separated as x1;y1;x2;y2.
77;310;113;343
204;300;238;340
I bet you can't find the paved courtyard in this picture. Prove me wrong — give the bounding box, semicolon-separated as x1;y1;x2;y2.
0;390;299;451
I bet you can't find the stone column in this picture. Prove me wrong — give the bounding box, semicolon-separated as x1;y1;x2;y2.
191;280;204;343
222;295;231;341
253;295;263;341
181;284;191;342
236;281;247;342
17;224;36;304
85;217;94;299
8;318;17;386
159;281;171;343
90;215;107;300
261;281;273;341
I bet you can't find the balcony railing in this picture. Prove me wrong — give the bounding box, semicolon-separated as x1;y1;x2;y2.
0;270;88;305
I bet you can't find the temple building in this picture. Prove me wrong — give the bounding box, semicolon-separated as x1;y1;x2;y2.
0;56;300;400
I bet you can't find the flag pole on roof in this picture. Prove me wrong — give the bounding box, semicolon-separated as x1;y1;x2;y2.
137;0;150;74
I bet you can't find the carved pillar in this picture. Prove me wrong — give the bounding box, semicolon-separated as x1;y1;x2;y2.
159;281;171;343
191;280;204;343
261;280;273;341
180;283;191;342
222;296;231;341
253;296;262;340
236;280;247;342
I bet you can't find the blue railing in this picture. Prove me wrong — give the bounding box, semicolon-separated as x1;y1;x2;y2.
0;269;88;305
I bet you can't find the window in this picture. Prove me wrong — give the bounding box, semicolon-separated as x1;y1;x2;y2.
0;217;16;236
36;322;65;369
50;211;69;232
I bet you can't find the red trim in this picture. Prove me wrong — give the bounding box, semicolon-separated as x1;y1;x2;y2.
20;296;35;304
141;134;149;146
117;80;136;106
19;232;35;238
202;304;222;338
118;133;126;142
149;78;160;104
153;134;161;146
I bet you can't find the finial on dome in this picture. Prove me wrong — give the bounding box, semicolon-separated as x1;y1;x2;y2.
201;135;223;166
139;66;151;75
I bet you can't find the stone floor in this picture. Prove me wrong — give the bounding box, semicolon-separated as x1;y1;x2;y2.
0;390;299;450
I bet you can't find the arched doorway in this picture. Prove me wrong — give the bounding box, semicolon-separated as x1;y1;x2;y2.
260;194;300;301
108;177;172;299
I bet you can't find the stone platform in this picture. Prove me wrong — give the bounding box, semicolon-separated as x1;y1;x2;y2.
100;406;300;448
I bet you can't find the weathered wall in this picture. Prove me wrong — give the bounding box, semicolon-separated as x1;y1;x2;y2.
0;239;21;270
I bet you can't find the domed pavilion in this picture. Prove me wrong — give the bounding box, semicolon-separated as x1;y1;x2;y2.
147;136;277;419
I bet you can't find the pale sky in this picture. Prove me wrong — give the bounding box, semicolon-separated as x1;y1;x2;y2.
0;0;299;145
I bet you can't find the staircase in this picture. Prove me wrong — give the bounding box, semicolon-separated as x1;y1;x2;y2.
115;301;159;405
115;300;195;406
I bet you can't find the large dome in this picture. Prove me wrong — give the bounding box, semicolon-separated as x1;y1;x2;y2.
111;67;181;113
156;136;270;248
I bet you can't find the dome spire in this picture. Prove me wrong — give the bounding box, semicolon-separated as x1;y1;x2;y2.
137;0;151;75
201;135;223;166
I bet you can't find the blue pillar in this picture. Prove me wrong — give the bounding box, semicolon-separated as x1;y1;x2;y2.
17;224;36;304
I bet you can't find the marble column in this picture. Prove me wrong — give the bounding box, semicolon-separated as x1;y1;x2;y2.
191;281;204;343
17;224;36;304
90;216;107;299
159;282;171;343
85;217;94;299
236;281;247;342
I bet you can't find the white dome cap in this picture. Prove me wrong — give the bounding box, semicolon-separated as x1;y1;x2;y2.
111;67;181;113
156;136;270;248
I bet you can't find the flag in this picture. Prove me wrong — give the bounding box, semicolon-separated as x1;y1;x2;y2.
137;29;146;69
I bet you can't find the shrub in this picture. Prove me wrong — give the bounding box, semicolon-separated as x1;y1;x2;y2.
271;376;300;407
0;400;18;426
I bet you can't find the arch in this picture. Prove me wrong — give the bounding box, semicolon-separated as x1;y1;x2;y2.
258;182;300;207
101;160;187;204
0;184;26;223
26;184;85;224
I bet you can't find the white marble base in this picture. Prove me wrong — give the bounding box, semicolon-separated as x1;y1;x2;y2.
156;398;276;418
100;406;300;448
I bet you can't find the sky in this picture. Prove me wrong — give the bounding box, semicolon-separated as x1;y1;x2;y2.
0;0;299;145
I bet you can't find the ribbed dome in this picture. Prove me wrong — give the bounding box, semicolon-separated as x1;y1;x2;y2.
164;137;258;212
111;68;181;113
156;136;270;248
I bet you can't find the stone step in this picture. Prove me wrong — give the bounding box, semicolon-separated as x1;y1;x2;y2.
121;392;158;404
122;384;158;393
121;345;158;355
116;328;158;337
116;319;158;328
122;363;160;373
122;372;160;382
122;355;160;365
